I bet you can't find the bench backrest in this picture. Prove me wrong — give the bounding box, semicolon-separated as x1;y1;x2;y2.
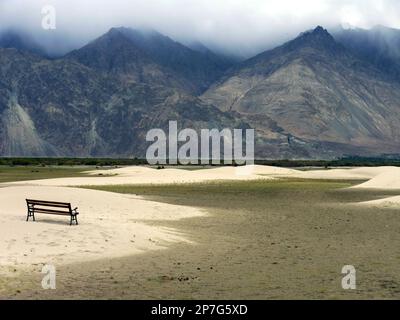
26;199;72;215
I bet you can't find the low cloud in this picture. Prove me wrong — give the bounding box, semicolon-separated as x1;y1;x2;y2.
1;0;400;57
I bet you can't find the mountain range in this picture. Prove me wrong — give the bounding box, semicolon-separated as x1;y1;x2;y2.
1;25;400;159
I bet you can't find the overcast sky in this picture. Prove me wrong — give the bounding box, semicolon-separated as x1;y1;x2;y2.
1;0;400;56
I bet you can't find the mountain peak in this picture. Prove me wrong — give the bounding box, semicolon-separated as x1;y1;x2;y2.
101;26;234;93
300;26;333;40
102;27;130;40
312;26;329;34
286;25;343;54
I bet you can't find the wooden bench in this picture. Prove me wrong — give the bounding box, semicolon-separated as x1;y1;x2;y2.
26;199;79;225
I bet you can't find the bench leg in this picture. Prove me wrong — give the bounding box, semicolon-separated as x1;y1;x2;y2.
26;211;35;222
70;215;78;226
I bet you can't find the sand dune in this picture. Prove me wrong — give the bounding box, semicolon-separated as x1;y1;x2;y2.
294;166;396;180
3;164;400;273
351;167;400;189
6;165;282;187
358;195;400;209
350;167;400;208
0;186;204;273
5;165;396;188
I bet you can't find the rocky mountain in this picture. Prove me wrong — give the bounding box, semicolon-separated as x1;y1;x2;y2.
0;46;245;157
333;25;400;81
202;26;400;158
119;28;235;93
2;26;400;159
65;28;192;92
0;48;116;156
0;30;47;57
66;27;233;94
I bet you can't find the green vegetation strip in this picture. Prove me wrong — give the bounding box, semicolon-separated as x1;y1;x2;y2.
0;166;95;183
1;156;400;167
81;179;353;197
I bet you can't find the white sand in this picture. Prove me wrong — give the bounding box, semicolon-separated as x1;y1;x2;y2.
351;167;400;208
350;167;400;189
0;165;297;273
0;186;204;273
2;164;400;273
294;166;396;180
358;196;400;209
5;165;284;187
6;165;392;189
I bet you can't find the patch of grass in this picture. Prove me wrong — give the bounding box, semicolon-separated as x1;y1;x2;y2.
82;179;353;196
9;178;400;299
0;166;95;183
75;178;400;299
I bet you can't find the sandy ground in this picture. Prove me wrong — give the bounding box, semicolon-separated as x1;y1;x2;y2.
2;164;400;299
4;165;276;187
297;166;398;180
348;167;400;208
4;165;397;188
351;167;400;190
358;195;400;208
0;186;204;275
2;165;399;270
4;178;400;300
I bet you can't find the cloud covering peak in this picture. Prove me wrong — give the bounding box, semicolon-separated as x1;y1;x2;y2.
1;0;400;57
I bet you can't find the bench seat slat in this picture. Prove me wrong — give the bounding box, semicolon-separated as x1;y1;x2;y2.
27;199;70;203
28;203;71;209
27;200;70;208
32;209;72;215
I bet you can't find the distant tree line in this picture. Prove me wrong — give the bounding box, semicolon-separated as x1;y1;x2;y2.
0;158;147;167
1;156;400;167
255;156;400;168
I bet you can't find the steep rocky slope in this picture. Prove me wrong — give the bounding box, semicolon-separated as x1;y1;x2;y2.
0;48;244;157
202;27;400;158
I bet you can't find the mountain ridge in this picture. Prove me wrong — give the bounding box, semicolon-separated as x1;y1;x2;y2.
0;43;246;157
202;26;400;158
1;25;400;158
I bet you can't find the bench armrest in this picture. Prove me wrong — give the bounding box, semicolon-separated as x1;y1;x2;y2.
72;207;79;214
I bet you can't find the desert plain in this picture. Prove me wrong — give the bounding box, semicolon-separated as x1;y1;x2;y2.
1;165;400;299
